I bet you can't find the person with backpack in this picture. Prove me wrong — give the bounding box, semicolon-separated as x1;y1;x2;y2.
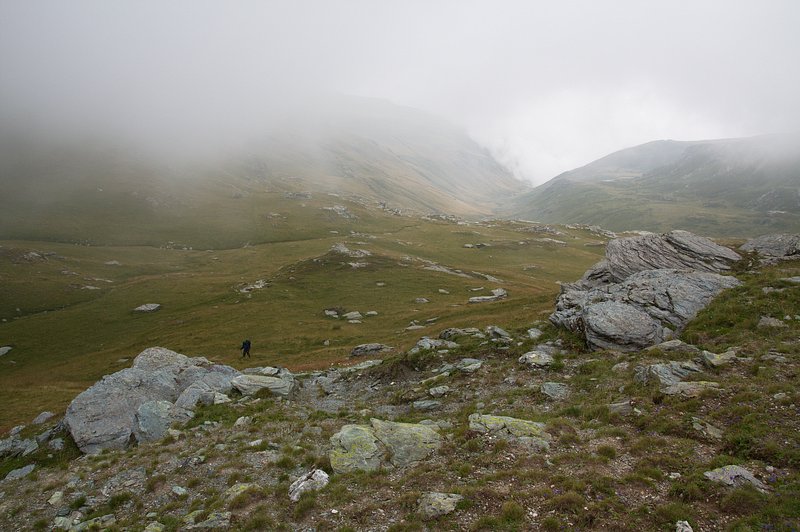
241;339;251;358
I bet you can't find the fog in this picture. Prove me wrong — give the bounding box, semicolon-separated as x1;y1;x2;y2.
1;0;799;184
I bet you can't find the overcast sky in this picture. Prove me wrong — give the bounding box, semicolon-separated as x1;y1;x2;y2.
1;0;799;184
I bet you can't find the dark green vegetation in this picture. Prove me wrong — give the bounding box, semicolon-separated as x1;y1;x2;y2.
507;133;800;236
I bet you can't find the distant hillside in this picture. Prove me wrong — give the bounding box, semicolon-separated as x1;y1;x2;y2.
0;96;526;248
505;134;800;236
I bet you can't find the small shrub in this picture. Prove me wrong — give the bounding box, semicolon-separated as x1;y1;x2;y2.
293;492;316;519
548;491;584;513
596;445;617;459
500;501;525;523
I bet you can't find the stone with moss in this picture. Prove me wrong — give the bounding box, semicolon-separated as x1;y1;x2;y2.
468;414;552;450
417;492;464;519
370;419;441;468
329;424;382;474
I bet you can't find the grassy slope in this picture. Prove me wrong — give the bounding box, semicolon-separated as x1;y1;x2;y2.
0;206;605;430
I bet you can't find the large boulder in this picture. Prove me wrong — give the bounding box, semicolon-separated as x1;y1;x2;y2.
64;347;240;454
578;230;741;287
551;268;740;351
740;233;800;260
329;419;442;474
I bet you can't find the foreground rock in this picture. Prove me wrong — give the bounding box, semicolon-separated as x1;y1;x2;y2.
329;419;442;473
65;347;240;454
550;231;741;351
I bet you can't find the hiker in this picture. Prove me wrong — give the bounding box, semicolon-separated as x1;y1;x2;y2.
241;339;251;358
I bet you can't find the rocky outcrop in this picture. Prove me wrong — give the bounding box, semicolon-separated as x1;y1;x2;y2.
740;233;799;261
329;419;441;474
577;230;740;287
64;347;240;454
551;230;741;351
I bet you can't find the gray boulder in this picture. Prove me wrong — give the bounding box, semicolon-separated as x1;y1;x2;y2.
552;269;740;351
350;343;393;357
64;347;240;454
704;465;768;492
329;424;382;474
32;411;55;425
634;361;703;387
550;231;741;351
0;437;38;458
409;337;458;354
540;382;569;400
740;234;800;260
0;346;12;357
579;230;740;287
4;464;35;481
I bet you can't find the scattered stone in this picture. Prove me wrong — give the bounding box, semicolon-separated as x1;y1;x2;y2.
324;309;339;318
527;328;543;340
692;417;723;439
438;289;450;294
468;288;508;303
611;362;629;373
187;511;231;529
781;276;800;283
646;340;702;355
289;469;330;502
469;414;552;451
700;350;738;368
365;310;379;316
519;350;554;368
172;485;188;496
540;382;569;400
409;337;458;354
412;400;441;411
144;522;165;532
48;491;64;506
675;521;694;532
104;260;121;266
342;311;363;321
662;381;720;397
350;343;394;357
415;297;430;304
32;411;55;425
634;361;703;387
762;287;785;294
608;401;633;416
0;346;11;357
70;514;116;531
133;303;161;313
48;438;65;451
4;464;35;481
330;242;369;257
454;358;483;373
704;465;768;492
417;492;464;519
758;316;788;328
429;385;450;398
233;416;252;428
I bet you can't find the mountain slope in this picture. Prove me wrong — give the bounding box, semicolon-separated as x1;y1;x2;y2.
0;96;526;248
506;134;800;236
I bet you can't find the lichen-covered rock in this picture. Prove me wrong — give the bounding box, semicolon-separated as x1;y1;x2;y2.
329;419;442;473
469;414;552;450
370;419;441;468
329;424;382;474
518;350;553;368
417;492;464;519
